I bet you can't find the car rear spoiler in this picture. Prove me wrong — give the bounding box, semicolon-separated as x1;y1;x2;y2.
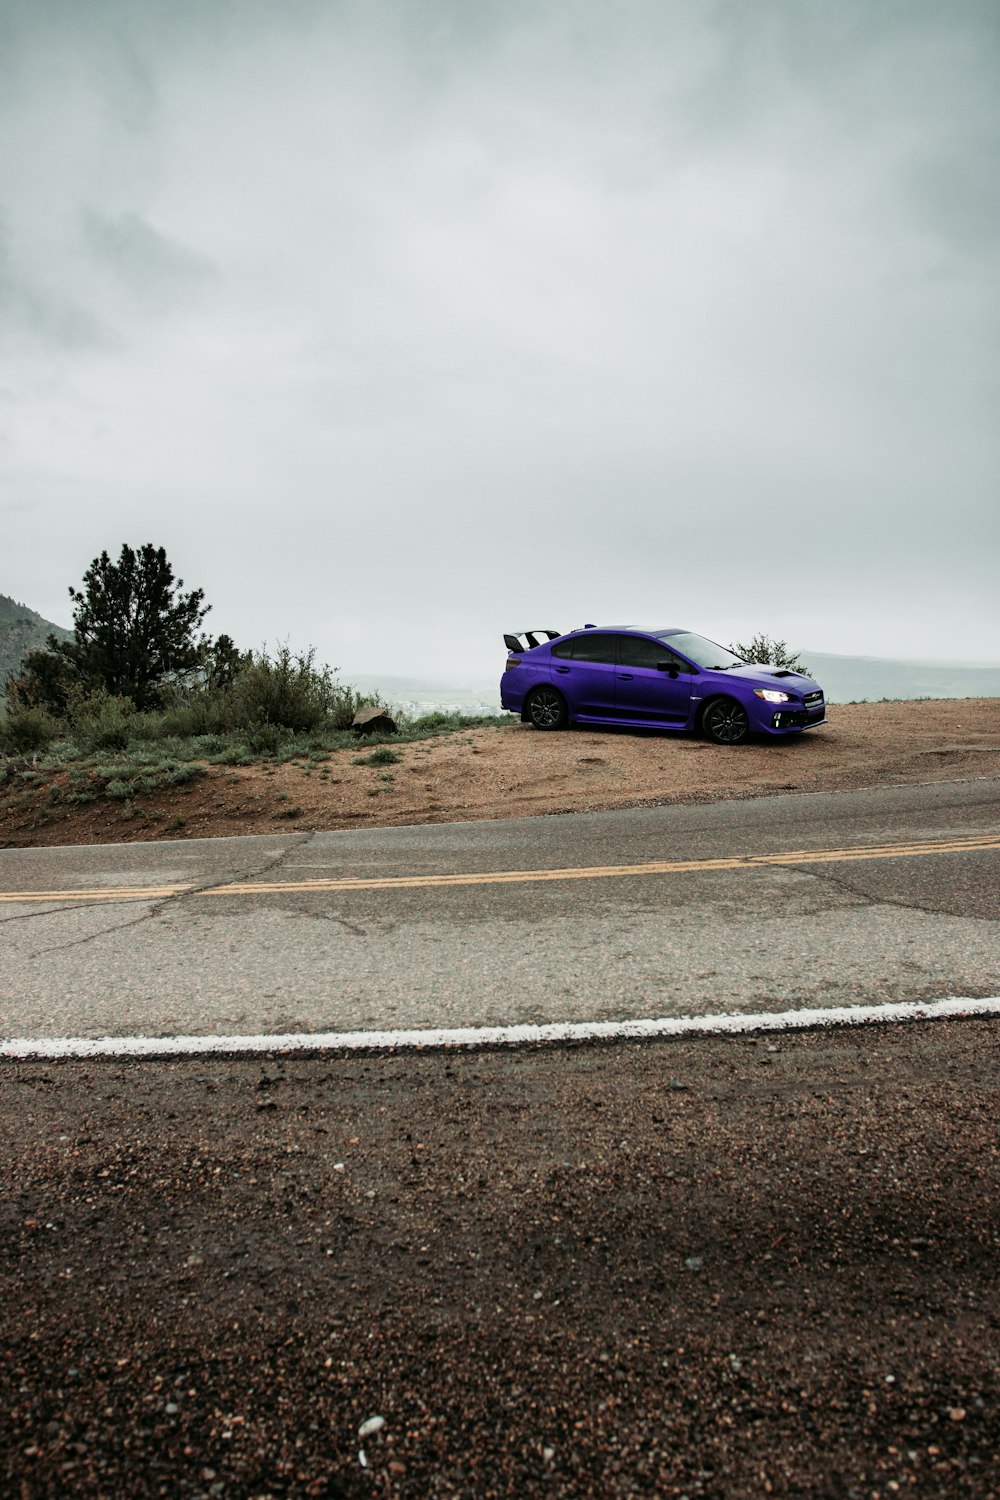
504;630;561;652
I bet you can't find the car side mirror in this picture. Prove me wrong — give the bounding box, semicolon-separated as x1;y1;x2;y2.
656;661;681;677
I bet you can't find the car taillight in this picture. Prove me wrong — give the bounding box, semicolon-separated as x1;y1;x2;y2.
505;656;521;671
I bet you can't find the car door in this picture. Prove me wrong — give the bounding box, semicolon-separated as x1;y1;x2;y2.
550;632;619;718
613;635;695;724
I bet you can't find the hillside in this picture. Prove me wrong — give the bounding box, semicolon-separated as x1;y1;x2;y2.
801;649;1000;703
0;594;71;687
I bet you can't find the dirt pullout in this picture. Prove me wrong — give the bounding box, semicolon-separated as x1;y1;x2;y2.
3;698;1000;847
2;1021;998;1497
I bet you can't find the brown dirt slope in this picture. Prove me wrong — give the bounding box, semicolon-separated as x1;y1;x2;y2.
2;1020;998;1496
2;698;999;847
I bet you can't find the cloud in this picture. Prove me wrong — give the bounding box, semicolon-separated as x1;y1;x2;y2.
0;0;997;676
80;206;220;308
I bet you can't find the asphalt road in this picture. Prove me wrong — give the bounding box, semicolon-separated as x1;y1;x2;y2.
2;779;998;1042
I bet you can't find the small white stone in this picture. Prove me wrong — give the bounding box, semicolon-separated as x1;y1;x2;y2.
359;1415;385;1439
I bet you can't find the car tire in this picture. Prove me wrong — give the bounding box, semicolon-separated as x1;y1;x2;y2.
702;697;750;745
526;685;568;730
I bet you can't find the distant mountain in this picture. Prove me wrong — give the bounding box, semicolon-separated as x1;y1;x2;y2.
352;653;1000;711
800;650;1000;704
0;594;72;687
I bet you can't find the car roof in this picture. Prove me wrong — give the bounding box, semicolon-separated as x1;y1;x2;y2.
566;625;683;635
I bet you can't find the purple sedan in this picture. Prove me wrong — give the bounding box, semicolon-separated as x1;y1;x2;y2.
500;626;826;745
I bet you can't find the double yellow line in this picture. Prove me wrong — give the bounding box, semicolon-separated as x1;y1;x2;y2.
1;832;997;905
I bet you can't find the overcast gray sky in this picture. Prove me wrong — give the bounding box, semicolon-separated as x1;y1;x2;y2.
2;0;998;683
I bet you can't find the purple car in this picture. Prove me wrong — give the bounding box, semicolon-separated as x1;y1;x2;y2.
500;626;826;744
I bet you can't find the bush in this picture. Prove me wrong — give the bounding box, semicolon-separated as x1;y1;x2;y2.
167;763;205;786
222;644;386;737
245;722;286;756
153;696;229;739
0;705;61;755
353;746;400;766
70;692;137;752
225;645;335;735
729;634;809;674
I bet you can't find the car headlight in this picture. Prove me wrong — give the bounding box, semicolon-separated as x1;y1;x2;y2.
753;688;791;703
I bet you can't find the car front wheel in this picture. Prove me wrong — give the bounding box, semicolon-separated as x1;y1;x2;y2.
526;685;568;730
702;697;750;745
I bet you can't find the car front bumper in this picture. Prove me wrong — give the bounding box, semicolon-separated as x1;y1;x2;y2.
762;708;826;733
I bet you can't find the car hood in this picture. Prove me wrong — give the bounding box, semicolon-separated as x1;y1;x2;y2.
709;665;823;696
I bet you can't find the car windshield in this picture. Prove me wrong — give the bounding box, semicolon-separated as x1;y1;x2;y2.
656;631;743;670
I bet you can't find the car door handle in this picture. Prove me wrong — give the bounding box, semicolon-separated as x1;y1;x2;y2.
554;665;570;674
617;673;634;680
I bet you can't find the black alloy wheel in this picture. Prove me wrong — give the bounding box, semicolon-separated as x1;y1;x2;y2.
702;698;750;745
526;686;568;730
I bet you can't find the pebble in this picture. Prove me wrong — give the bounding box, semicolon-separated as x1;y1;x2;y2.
358;1415;385;1438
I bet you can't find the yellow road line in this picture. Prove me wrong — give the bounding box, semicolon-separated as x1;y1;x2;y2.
1;832;997;904
0;885;188;904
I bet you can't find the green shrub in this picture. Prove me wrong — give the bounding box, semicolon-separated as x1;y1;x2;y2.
71;693;137;752
211;745;254;766
188;734;226;756
226;645;335;735
353;746;400;766
125;712;166;742
415;711;451;731
0;705;61;755
155;695;229;739
167;763;205;786
246;722;285;756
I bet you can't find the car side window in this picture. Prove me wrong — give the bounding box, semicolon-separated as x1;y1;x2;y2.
617;636;682;670
556;633;617;664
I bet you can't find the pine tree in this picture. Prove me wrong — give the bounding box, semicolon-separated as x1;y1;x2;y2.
9;545;210;711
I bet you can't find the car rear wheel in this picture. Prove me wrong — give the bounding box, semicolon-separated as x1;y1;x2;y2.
702;697;750;745
526;685;568;730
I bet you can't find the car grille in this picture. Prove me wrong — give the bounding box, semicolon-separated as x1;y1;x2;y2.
804;690;823;706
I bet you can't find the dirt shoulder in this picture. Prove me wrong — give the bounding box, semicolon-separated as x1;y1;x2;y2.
2;698;1000;848
2;1020;998;1497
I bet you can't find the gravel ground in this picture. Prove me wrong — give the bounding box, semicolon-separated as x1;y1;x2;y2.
2;1019;998;1498
4;698;1000;847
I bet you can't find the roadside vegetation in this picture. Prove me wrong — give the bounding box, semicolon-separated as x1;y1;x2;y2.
0;545;506;826
729;634;809;674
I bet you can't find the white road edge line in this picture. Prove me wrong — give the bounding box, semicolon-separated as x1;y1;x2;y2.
3;996;999;1060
